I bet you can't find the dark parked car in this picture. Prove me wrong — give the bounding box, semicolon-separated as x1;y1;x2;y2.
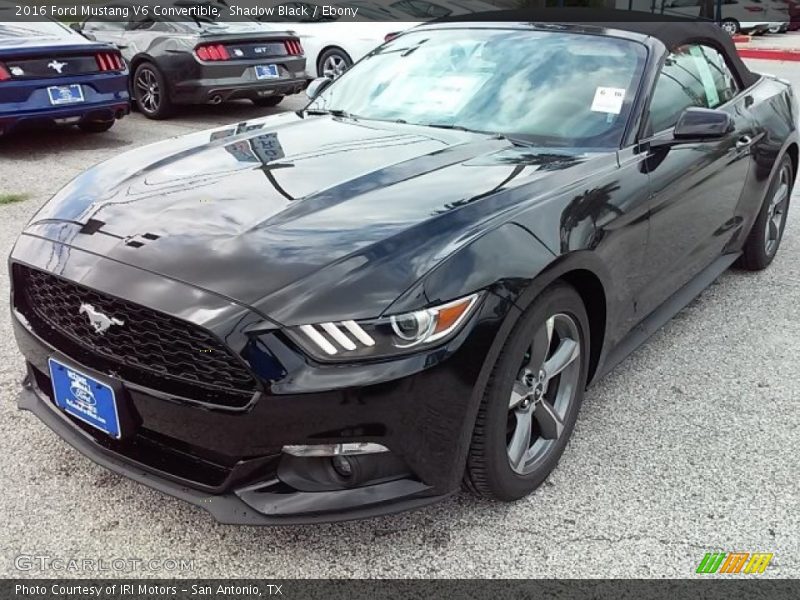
10;13;798;524
71;1;306;118
0;13;129;136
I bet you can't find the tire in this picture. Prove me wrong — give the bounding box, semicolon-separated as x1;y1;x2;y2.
78;119;115;133
317;47;352;79
465;282;590;501
251;95;284;107
721;19;740;35
738;154;794;271
133;62;172;120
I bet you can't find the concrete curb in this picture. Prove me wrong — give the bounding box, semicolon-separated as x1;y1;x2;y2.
736;47;800;61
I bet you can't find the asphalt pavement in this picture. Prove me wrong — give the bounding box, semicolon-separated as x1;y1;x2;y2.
0;62;798;578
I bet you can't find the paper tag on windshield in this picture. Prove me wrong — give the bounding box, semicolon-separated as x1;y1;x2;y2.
590;87;626;114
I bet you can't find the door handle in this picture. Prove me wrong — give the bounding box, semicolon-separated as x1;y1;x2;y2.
735;135;753;150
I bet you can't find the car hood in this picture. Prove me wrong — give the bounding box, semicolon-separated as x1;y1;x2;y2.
27;114;604;325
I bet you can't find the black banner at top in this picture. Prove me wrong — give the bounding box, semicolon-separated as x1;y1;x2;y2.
0;2;728;24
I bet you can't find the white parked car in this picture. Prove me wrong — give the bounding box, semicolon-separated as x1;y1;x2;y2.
657;0;772;34
259;2;416;78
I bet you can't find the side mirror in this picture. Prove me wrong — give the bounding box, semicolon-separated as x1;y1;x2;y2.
305;76;332;100
649;107;734;150
673;107;734;140
69;22;82;33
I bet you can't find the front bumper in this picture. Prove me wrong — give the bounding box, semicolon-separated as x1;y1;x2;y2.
17;371;450;525
9;238;510;523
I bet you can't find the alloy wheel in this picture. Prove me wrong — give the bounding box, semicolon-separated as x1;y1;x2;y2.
136;68;160;114
765;164;791;256
506;313;582;475
322;54;348;79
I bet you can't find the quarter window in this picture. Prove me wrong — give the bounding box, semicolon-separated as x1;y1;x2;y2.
648;44;740;133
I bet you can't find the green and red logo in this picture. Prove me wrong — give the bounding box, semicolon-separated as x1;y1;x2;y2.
696;552;773;574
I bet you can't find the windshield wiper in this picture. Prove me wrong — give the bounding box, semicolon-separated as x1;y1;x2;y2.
305;108;356;119
424;123;534;146
425;123;474;132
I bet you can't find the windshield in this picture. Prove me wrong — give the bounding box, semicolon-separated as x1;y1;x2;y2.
309;28;648;147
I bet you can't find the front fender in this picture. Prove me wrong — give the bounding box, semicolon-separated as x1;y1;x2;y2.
384;222;556;315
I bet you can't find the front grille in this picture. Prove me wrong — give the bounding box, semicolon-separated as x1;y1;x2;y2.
14;265;258;408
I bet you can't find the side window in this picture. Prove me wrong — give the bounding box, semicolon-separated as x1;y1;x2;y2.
698;45;739;104
648;44;739;134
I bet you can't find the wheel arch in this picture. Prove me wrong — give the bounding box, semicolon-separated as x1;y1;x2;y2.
128;54;170;96
510;256;610;387
559;269;606;385
786;142;798;186
128;53;157;76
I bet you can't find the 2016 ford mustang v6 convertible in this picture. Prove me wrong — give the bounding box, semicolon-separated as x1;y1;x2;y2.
9;13;798;524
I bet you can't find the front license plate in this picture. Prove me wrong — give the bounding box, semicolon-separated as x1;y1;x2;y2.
47;84;85;105
255;64;279;79
48;358;121;439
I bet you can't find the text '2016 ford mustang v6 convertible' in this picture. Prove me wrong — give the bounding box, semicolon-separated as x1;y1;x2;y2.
9;11;798;524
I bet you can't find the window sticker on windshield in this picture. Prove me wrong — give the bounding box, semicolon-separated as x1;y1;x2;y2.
689;46;720;107
590;87;626;114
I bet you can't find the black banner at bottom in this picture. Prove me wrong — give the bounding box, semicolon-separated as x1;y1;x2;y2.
4;580;800;600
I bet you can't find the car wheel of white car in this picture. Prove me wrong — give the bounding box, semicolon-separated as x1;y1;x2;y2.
318;48;352;79
721;19;740;35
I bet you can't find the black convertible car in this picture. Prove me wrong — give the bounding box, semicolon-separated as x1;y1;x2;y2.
10;13;798;524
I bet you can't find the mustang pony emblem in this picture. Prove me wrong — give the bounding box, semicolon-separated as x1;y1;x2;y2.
47;60;67;74
79;303;124;335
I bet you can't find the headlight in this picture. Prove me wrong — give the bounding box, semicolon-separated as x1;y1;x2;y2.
286;293;481;361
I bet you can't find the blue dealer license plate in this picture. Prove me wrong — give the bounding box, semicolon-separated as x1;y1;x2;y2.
48;358;121;438
47;84;85;105
255;64;279;79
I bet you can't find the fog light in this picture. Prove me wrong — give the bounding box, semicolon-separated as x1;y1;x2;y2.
281;442;389;457
331;455;354;478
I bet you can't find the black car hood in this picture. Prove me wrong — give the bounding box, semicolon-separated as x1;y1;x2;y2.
27;114;602;325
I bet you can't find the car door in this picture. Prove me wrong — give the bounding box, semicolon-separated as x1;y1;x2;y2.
638;43;757;315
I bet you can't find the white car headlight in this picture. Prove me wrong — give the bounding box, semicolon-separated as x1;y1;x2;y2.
286;293;481;361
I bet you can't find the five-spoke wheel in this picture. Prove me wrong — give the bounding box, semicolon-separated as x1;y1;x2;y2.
466;282;589;501
739;153;794;271
507;313;581;475
133;63;172;120
318;48;352;80
765;162;791;257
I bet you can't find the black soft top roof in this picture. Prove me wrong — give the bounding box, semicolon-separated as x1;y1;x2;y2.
435;8;759;88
